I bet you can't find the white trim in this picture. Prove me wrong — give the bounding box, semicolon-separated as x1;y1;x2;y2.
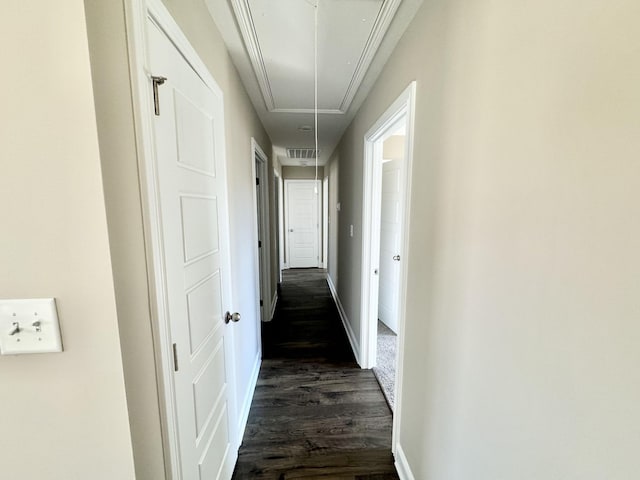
251;138;271;324
229;0;276;111
229;0;402;114
360;82;416;456
392;83;416;453
360;130;380;368
275;169;285;276
337;0;403;112
270;291;278;321
236;351;261;442
326;274;361;365
124;0;238;477
272;107;344;115
322;176;329;268
394;444;416;480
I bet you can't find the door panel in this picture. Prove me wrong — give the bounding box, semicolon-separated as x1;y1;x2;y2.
180;195;220;262
287;181;319;268
148;18;236;480
186;273;222;354
174;91;216;175
193;341;226;439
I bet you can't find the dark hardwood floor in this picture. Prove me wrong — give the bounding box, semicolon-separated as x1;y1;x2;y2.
232;269;399;479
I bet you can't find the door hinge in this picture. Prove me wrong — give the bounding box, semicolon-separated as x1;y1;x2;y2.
151;76;167;116
258;240;262;248
172;343;178;372
256;177;260;186
260;300;264;307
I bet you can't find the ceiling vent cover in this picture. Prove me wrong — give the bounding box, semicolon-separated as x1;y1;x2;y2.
287;148;320;159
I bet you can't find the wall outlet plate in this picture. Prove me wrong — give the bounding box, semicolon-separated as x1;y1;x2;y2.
0;298;63;355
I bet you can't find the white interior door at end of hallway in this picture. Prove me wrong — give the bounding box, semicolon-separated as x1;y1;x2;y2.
377;159;402;334
286;180;320;268
148;18;237;480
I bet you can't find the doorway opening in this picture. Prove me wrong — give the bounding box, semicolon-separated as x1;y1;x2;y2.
372;120;406;410
360;82;415;446
284;179;321;269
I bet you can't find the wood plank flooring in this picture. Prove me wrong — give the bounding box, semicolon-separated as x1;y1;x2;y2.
232;269;398;479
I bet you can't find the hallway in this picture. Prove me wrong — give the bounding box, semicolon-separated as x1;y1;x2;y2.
233;269;398;479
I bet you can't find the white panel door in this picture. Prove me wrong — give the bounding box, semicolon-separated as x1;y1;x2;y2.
148;19;237;480
377;159;402;333
286;180;319;268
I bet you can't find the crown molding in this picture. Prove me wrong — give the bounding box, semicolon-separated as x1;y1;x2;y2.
230;0;403;115
230;0;276;111
271;108;343;115
339;0;402;112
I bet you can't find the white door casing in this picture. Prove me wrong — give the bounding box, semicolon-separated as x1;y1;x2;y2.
377;159;403;334
146;13;237;480
285;180;320;268
361;82;416;454
252;139;270;322
275;170;284;280
322;177;329;268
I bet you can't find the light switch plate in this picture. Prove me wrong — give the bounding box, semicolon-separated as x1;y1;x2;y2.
0;298;63;355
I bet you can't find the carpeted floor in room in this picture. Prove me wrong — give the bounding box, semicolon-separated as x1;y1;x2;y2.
372;320;397;411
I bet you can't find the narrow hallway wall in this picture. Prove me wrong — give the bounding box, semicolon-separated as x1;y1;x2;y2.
329;0;640;478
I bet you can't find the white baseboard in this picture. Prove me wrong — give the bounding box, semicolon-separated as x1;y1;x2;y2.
326;274;361;365
236;350;261;441
394;444;415;480
270;291;278;320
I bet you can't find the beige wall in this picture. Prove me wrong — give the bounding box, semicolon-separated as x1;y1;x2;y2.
282;165;325;180
327;159;340;287
0;2;136;479
330;0;640;477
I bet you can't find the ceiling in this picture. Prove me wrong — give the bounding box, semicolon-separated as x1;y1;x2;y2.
205;0;423;166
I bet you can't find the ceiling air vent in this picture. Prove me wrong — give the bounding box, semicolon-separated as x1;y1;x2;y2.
286;148;320;159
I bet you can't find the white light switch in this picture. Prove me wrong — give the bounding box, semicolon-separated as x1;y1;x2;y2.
350;224;354;237
0;299;63;355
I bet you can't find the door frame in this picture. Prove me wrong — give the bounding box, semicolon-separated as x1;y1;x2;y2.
274;169;284;281
284;179;321;269
251;138;271;321
125;0;238;477
322;176;329;268
360;82;416;452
